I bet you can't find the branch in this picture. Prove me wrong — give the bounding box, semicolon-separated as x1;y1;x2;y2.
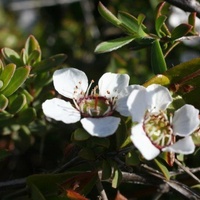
164;0;200;18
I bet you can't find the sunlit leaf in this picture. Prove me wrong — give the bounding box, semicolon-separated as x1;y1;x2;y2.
27;50;41;65
2;66;30;96
154;159;170;180
1;47;23;66
25;35;41;57
98;2;121;27
95;36;134;53
118;11;146;36
143;74;170;87
0;94;8;110
112;162;122;188
0;63;16;91
192;128;200;146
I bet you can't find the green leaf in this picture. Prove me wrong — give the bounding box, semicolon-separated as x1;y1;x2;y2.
0;94;8;110
25;35;41;57
143;74;170;87
155;15;167;37
95;36;134;53
101;160;112;180
91;137;110;148
1;47;23;66
30;184;46;200
151;39;167;74
98;2;121;27
125;150;140;166
192;129;200;146
78;148;96;160
171;23;193;40
0;63;16;91
32;54;67;73
118;11;147;37
2;66;30;96
73;128;90;141
9;94;26;114
17;107;36;124
111;162;122;188
27;50;41;65
154;159;170;180
188;12;197;33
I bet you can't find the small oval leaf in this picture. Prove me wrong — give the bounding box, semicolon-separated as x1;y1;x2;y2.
0;94;8;110
95;36;134;53
9;94;26;114
98;2;121;27
0;63;16;91
1;48;23;66
2;66;30;96
32;54;67;73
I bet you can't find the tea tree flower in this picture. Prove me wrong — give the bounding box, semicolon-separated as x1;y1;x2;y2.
42;68;132;137
127;84;199;160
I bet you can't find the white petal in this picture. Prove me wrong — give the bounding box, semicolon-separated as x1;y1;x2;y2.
127;86;147;122
98;72;129;98
80;116;120;137
146;84;172;112
130;123;160;160
42;98;80;123
173;104;199;136
162;136;195;154
53;68;88;99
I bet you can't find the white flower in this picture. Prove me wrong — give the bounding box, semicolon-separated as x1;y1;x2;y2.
127;84;199;160
42;68;132;137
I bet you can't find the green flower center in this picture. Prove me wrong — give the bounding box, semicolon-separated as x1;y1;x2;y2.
143;111;174;149
78;96;113;117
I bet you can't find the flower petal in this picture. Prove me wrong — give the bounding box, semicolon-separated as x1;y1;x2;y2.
53;68;88;99
127;86;147;122
172;104;199;136
42;98;80;123
130;123;160;160
98;72;130;98
115;85;137;116
146;84;172;112
162;136;195;154
80;116;120;137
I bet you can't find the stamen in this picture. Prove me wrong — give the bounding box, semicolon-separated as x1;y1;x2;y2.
85;80;94;96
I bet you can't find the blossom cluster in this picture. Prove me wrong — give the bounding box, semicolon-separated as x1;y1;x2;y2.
42;68;199;160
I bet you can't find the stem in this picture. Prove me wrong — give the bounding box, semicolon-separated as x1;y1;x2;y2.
96;175;108;200
174;159;200;184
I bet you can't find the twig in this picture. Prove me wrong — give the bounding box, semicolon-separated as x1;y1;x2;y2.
174;159;200;184
164;0;200;18
96;175;108;200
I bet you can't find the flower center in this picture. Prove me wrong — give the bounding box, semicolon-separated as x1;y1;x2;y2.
78;96;113;117
143;111;174;149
